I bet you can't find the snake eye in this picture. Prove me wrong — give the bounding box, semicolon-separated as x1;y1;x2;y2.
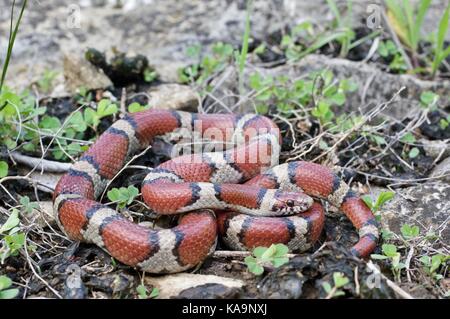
286;199;294;207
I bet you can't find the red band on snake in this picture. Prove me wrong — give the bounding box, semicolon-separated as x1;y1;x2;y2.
53;109;379;273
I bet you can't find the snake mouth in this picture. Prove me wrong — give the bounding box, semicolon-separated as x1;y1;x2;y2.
272;193;313;216
275;204;309;215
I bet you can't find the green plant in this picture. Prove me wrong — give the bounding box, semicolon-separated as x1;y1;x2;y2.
244;244;289;275
178;42;234;85
419;254;449;281
385;0;431;56
75;86;93;104
322;272;350;298
0;275;19;299
281;22;351;61
439;115;450;130
420;91;439;109
143;69;158;83
136;284;158;299
362;191;395;216
236;0;252;94
84;99;118;131
0;0;28;93
377;40;408;73
371;243;405;282
0;209;25;263
19;196;39;214
326;0;356;57
431;4;450;77
37;69;58;93
128;102;150;113
400;223;420;240
248;69;357;125
0;161;8;178
107;186;139;209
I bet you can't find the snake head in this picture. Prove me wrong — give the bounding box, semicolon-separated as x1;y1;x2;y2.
271;190;313;215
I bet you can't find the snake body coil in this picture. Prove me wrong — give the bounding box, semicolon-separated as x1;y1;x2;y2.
53;110;379;273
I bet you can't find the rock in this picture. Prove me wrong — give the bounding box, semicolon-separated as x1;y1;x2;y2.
421;139;450;160
430;157;450;183
370;183;449;242
149;84;199;111
24;201;56;228
144;273;244;299
63;264;87;299
63;52;113;94
176;283;241;299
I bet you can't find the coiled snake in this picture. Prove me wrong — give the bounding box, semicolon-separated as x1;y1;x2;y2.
53;110;379;273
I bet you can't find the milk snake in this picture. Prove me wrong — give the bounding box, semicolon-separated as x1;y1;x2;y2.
53;110;379;273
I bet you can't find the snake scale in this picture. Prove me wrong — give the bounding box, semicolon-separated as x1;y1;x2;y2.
53;110;379;273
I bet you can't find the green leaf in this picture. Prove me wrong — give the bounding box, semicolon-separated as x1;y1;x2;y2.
329;91;346;106
248;263;264;276
378;41;389;57
361;195;374;211
128;102;149;113
261;244;277;261
0;209;20;233
400;132;416;143
420;91;439;107
400;224;420;239
0;288;19;299
84;108;99;128
0;161;8;178
272;257;289;268
136;284;148;299
273;243;289;257
333;272;349;288
419;255;431;266
107;188;120;202
149;287;159;298
255;104;269;114
97;99;118;118
408;147;420;158
5;232;25;252
68;111;87;132
382;244;398;257
371;134;386;146
144;69;157;83
244;256;264;275
39;116;61;133
0;275;12;290
253;247;267;258
375;191;395;209
322;282;332;293
430;255;443;274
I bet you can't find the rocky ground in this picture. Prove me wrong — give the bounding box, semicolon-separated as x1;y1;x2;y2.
0;0;449;299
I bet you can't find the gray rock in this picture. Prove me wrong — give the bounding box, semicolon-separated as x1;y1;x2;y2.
148;84;199;111
421;139;450;160
430;157;450;183
370;183;449;242
63;52;113;94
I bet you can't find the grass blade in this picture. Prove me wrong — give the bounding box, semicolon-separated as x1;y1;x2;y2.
413;0;432;48
0;0;28;93
432;4;450;77
326;0;342;26
238;0;252;94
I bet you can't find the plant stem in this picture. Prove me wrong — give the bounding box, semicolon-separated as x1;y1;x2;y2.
0;0;28;93
238;0;252;96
